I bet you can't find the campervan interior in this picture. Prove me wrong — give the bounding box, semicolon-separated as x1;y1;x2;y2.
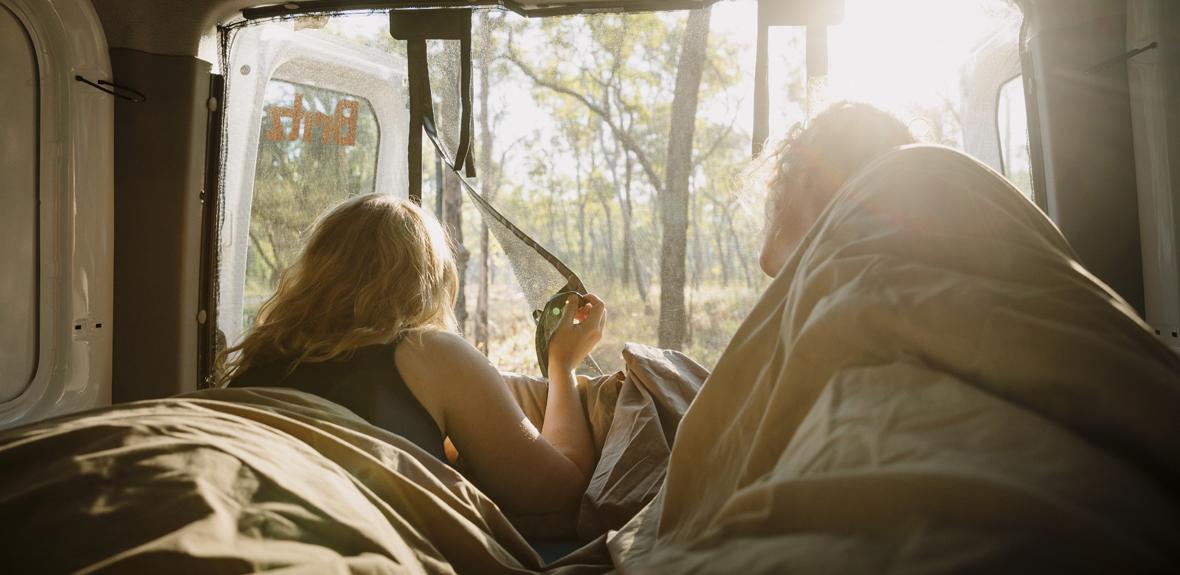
1;0;1178;572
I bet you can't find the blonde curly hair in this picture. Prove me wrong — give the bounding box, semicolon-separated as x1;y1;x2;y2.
218;194;458;384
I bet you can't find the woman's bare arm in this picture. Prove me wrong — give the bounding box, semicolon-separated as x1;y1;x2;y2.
396;318;600;514
538;294;605;478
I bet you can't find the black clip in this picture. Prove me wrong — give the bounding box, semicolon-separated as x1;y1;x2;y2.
75;75;147;103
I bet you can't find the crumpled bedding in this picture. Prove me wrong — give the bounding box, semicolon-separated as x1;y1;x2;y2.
608;145;1180;573
0;344;701;573
503;345;706;540
3;145;1178;574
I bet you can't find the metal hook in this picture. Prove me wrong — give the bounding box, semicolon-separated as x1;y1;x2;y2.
1086;41;1158;75
75;75;147;103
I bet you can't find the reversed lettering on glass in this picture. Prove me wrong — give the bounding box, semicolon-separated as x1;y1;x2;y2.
265;93;359;146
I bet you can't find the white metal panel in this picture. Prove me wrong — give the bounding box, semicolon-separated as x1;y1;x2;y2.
0;0;114;428
1127;0;1180;353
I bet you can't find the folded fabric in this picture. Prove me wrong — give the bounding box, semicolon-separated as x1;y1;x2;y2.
502;343;706;540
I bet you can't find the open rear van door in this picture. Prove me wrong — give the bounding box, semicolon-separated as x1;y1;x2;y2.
215;20;409;354
0;0;113;429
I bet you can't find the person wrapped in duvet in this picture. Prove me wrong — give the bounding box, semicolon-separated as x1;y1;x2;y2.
607;102;1180;573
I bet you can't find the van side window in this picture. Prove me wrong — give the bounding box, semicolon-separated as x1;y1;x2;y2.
0;5;39;402
244;79;380;327
998;75;1034;199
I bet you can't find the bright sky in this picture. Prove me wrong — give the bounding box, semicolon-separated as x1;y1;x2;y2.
825;0;1022;111
277;0;1022;180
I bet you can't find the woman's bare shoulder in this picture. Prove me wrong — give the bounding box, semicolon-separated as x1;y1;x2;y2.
395;330;500;430
397;329;485;363
396;330;497;387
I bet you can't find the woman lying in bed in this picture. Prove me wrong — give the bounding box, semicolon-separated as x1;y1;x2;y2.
220;194;603;516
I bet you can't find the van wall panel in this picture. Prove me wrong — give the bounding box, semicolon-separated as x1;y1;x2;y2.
111;48;208;401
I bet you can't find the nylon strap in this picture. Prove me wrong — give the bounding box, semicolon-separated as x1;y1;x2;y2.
456;21;476;177
421;114;586;295
394;8;595;375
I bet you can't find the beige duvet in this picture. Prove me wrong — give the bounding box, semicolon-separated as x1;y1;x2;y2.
0;345;699;573
610;146;1180;573
2;146;1177;573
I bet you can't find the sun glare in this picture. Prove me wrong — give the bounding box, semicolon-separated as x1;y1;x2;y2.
821;0;1022;139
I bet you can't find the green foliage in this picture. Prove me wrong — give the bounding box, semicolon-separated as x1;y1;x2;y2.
238;7;781;372
487;7;772;336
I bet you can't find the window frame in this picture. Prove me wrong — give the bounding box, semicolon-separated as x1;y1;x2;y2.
995;72;1035;200
0;2;41;404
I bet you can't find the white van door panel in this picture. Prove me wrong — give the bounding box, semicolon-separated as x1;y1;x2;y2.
218;24;407;349
0;0;113;429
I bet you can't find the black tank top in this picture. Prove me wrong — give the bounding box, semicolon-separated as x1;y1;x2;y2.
228;343;447;462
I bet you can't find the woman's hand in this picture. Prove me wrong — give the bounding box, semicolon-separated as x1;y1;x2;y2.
547;293;606;372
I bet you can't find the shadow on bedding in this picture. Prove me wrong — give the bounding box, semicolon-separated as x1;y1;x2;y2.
0;343;704;573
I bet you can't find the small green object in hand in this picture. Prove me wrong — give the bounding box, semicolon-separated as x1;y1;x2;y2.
534;290;584;377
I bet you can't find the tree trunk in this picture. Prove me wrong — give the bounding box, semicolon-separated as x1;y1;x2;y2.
619;153;634;287
600;194;615;278
576;154;587;273
658;7;711;350
587;135;614;278
443;170;468;334
476;214;490;353
689;181;702;289
724;204;753;288
620;157;650;312
474;10;494;354
560;184;572;257
713;203;729;285
547;191;557;246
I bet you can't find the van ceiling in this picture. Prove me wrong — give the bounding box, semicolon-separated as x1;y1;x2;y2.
243;0;716;19
91;0;714;57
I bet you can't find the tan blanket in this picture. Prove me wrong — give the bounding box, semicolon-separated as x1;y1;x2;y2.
609;145;1180;573
504;345;706;540
4;145;1178;573
0;345;703;573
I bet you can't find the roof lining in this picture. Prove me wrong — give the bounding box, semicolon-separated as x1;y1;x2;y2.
241;0;717;21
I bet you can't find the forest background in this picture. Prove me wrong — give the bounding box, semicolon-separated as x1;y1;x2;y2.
242;2;1023;374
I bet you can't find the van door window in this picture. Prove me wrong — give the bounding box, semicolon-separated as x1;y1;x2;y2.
997;75;1034;199
0;5;39;402
244;79;380;327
